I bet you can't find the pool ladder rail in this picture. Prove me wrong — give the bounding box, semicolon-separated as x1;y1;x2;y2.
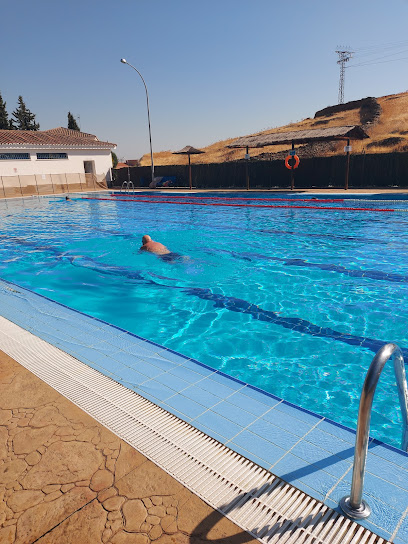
120;180;135;194
340;343;408;520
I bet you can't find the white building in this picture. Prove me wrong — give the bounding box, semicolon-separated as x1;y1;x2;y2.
0;127;116;197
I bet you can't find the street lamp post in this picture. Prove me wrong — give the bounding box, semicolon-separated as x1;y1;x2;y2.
120;58;155;185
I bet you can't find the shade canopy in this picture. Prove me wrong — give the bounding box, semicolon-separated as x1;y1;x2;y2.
172;146;204;190
173;145;205;155
228;125;369;149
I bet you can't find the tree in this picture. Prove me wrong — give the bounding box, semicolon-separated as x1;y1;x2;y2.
12;96;40;130
0;92;9;129
111;151;118;168
67;111;80;131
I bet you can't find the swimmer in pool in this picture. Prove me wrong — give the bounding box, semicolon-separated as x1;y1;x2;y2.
140;235;183;263
140;235;171;255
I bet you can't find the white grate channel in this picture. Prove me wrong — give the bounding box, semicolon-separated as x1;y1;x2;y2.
0;316;390;544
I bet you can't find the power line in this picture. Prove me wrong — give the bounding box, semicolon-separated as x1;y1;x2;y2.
333;40;408;100
348;55;408;68
336;48;353;104
354;39;408;53
354;44;408;60
351;47;408;65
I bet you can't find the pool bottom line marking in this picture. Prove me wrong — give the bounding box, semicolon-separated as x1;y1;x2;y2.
6;230;408;286
1;241;407;363
215;248;408;284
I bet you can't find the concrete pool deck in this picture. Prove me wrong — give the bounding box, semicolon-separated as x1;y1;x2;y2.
3;187;408;201
149;188;408;194
0;350;259;544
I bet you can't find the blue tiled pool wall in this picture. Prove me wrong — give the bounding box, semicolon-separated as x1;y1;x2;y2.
1;277;408;543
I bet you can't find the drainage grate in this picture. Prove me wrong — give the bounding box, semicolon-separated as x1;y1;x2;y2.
0;316;390;544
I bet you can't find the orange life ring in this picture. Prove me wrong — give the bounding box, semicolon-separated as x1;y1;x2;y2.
285;154;300;169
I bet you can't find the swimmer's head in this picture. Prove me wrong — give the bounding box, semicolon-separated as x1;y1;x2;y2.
142;235;151;245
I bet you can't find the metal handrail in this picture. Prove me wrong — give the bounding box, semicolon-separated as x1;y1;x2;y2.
340;343;408;520
120;181;134;194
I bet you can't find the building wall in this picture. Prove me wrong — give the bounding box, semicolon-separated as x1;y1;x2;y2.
0;147;114;197
0;148;113;177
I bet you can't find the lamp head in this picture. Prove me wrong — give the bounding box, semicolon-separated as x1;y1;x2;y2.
120;58;127;64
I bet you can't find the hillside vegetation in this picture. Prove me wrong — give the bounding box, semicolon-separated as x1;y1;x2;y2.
139;91;408;166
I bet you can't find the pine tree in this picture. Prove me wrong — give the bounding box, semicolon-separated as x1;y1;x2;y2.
111;151;118;168
67;112;80;131
12;96;40;130
0;92;9;129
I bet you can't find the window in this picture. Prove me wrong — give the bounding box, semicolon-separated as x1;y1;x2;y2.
37;153;68;160
0;153;30;160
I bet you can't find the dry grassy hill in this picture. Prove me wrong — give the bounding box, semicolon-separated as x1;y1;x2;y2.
139;91;408;166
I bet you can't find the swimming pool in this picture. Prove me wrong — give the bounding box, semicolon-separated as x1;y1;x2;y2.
1;191;407;448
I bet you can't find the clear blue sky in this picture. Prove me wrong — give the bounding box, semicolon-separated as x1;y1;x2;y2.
2;0;408;160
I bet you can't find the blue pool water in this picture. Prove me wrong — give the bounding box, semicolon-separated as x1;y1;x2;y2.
1;191;408;448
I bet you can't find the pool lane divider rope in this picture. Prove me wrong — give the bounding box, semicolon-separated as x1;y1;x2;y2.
111;194;408;205
109;193;345;203
82;196;396;212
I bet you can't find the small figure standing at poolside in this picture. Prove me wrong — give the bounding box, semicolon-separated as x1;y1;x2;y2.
140;235;170;255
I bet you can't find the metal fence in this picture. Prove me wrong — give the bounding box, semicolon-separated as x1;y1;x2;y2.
0;173;108;199
112;152;408;190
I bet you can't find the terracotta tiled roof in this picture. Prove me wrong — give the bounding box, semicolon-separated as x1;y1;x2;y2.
0;127;116;148
44;127;99;139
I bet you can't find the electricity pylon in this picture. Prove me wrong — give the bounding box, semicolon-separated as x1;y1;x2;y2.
336;49;353;104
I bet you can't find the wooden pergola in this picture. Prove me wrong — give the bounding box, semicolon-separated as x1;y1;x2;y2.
228;125;370;190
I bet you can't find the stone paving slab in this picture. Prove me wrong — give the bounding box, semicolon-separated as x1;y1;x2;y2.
0;350;259;544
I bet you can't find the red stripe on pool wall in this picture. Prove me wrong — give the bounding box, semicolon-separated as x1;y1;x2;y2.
81;197;395;212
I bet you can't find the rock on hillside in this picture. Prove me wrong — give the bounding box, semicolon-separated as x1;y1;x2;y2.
314;97;382;128
138;91;408;165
